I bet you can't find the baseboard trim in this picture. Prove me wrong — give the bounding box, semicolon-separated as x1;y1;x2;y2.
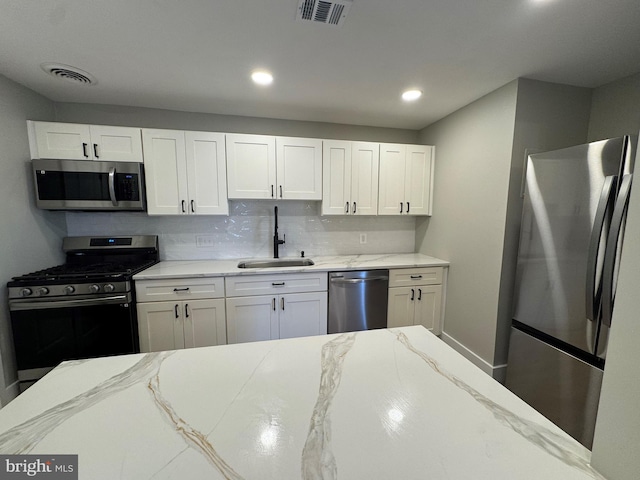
440;332;507;382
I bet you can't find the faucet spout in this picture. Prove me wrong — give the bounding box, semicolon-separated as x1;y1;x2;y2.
274;206;285;258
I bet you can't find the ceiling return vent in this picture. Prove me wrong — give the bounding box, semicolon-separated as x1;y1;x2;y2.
296;0;353;27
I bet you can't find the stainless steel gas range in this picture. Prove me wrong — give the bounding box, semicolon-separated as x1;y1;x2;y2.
7;235;159;391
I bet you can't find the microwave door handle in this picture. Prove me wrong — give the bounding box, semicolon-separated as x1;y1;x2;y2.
108;167;118;206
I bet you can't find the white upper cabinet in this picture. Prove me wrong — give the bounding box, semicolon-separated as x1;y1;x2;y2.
29;121;143;162
322;140;379;215
142;129;228;215
226;134;322;200
378;143;434;216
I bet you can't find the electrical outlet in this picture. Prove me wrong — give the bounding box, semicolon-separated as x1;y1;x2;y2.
359;233;367;244
196;235;215;247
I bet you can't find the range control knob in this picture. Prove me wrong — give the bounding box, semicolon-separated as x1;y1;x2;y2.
103;284;115;293
63;285;76;295
37;287;50;296
20;288;33;297
88;284;101;294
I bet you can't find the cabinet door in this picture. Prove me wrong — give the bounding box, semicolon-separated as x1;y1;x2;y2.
405;145;434;216
387;287;415;328
279;292;328;339
351;142;379;215
33;122;91;160
226;134;276;199
276;137;322;200
89;125;143;162
137;301;185;352
185;132;228;215
378;143;407;215
142;129;188;215
226;296;278;344
414;285;442;334
321;140;352;215
183;299;227;348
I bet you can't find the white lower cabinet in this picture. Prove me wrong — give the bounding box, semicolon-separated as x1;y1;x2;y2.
387;267;445;334
225;273;328;344
138;299;226;352
136;277;227;352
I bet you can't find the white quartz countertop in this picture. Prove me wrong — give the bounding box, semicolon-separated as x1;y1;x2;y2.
0;326;604;479
133;253;450;280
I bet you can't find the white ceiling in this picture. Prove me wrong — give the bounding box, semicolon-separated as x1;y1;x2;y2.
1;0;639;130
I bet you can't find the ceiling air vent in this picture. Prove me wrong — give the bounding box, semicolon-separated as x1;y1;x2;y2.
296;0;353;27
40;63;97;86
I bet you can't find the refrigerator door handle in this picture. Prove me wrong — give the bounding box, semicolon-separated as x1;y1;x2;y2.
601;173;633;327
586;175;617;322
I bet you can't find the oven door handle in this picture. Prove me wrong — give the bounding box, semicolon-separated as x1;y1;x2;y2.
10;295;130;311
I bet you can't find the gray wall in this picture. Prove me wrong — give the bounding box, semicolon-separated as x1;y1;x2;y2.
0;74;65;405
415;80;519;374
587;71;640;142
53;103;419;144
416;78;592;377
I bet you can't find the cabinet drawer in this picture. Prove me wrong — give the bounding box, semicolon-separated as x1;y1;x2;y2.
225;273;327;297
135;277;225;302
389;267;443;287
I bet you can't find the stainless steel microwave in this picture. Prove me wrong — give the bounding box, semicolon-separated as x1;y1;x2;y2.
32;159;146;211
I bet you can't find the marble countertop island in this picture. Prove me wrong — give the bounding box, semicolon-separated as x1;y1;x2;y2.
133;253;450;280
0;327;604;479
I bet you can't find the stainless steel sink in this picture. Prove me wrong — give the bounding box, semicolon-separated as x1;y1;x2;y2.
237;258;315;269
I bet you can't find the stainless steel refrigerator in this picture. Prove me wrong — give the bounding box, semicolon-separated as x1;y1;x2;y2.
505;135;638;449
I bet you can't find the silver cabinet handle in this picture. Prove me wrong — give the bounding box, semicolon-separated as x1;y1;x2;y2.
601;174;633;327
108;167;118;206
586;175;616;322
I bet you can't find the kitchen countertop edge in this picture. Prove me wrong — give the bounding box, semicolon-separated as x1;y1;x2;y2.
133;253;450;280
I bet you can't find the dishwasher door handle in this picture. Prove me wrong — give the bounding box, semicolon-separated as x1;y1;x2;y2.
330;276;389;284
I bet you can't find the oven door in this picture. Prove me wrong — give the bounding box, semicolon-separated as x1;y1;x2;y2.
10;294;139;388
32;158;145;211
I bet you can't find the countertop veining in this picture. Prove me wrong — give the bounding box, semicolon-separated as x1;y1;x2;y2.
133;253;450;280
0;326;604;479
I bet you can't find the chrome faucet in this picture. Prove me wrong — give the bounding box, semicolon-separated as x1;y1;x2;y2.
274;206;285;258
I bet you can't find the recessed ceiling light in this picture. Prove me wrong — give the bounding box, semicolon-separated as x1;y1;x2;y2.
251;71;274;86
402;89;422;102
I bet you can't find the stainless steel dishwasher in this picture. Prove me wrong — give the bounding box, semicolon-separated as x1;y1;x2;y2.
328;270;389;333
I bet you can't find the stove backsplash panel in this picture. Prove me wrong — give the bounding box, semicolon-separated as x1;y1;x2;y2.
65;201;416;260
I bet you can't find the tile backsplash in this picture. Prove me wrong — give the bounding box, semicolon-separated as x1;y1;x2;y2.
65;201;416;260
